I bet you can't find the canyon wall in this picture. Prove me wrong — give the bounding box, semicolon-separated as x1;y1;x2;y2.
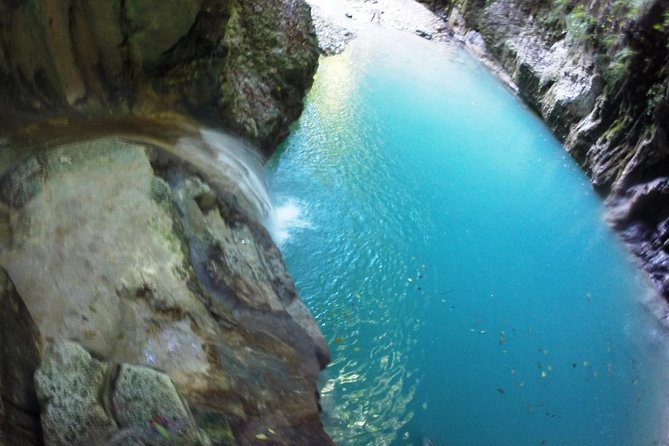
424;0;669;303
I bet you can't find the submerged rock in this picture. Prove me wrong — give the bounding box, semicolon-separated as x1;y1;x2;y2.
0;130;332;445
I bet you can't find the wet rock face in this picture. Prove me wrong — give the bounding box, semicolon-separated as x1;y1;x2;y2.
0;134;333;445
0;0;319;152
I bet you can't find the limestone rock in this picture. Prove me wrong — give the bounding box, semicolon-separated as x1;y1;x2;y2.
34;341;116;446
219;0;319;152
0;130;332;445
34;340;209;446
0;0;319;151
111;364;201;445
0;269;42;446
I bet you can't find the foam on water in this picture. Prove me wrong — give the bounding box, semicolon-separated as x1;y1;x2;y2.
265;198;313;246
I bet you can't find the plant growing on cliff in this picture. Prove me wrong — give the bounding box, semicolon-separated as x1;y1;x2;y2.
646;83;666;116
541;0;571;30
652;9;669;41
606;46;635;87
566;5;598;44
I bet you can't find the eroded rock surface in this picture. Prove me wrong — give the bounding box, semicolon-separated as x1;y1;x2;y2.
0;132;332;445
0;0;318;152
35;340;204;446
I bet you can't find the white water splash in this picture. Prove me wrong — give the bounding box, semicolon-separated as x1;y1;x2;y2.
266;198;313;246
199;129;273;218
177;129;313;246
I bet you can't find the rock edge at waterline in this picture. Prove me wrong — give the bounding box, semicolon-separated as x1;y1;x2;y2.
0;131;333;445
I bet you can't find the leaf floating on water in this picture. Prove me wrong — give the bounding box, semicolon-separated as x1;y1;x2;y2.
583;360;590;368
333;337;344;344
255;433;267;440
268;428;276;434
353;346;361;352
546;364;553;372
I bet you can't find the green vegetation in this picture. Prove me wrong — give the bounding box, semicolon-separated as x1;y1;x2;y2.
652;10;669;39
540;0;641;48
565;4;598;44
606;46;635;87
646;83;666;116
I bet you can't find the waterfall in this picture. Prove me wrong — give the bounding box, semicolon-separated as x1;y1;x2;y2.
187;127;310;245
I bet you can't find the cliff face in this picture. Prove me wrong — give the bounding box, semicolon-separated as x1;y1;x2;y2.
424;0;669;302
0;1;331;445
0;0;318;153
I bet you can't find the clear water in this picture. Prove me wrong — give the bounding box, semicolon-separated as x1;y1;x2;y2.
266;28;669;446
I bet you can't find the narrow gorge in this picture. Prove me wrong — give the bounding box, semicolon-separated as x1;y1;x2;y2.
421;0;669;311
0;0;669;445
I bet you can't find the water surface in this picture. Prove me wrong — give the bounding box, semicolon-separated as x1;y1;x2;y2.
267;28;669;446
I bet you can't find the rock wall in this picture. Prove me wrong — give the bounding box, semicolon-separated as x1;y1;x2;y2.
425;0;669;303
0;125;333;445
0;0;319;153
0;0;331;444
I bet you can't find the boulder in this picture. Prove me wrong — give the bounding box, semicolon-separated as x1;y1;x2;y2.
0;130;332;445
34;341;116;446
